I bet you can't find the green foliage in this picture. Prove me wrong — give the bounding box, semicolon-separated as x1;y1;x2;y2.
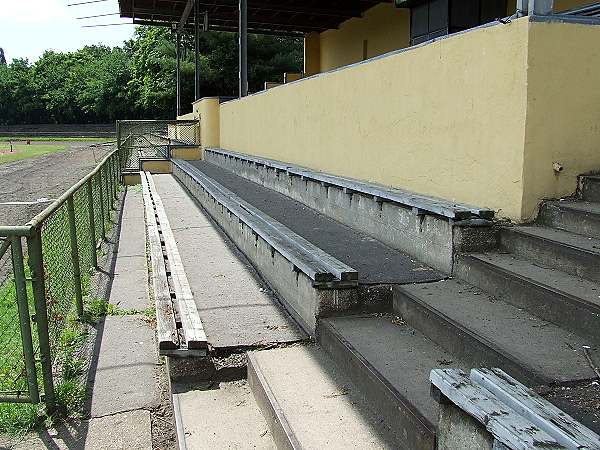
0;27;303;125
0;403;41;436
84;298;141;323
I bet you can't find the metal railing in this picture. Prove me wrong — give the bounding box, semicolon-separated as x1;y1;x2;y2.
0;148;122;411
117;120;199;172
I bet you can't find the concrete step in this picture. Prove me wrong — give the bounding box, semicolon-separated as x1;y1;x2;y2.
539;200;600;237
318;316;466;450
248;346;403;449
393;279;597;385
186;160;444;286
580;175;600;202
203;148;496;275
172;380;276;449
172;160;358;334
455;252;600;343
500;226;600;282
152;174;306;351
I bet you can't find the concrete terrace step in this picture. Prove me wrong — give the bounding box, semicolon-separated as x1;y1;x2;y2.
580;175;600;202
455;252;600;343
248;346;403;449
318;316;466;450
205;147;495;220
500;225;600;282
152;174;306;350
393;279;597;385
187;160;444;286
539;200;600;237
172;160;358;333
173;380;277;449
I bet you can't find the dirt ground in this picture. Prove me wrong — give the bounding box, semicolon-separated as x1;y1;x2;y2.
0;141;113;226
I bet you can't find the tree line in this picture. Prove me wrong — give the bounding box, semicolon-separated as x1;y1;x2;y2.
0;27;302;125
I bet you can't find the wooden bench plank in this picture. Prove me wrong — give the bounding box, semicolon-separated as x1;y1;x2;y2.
141;172;179;351
471;368;600;449
430;369;563;450
145;172;207;350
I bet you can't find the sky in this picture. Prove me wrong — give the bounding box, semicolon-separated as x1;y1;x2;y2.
0;0;136;63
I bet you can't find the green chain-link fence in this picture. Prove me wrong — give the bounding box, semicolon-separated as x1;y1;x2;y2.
0;147;122;410
0;237;38;403
117;120;198;172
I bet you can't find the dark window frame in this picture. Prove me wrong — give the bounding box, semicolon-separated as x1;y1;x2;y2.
409;0;507;46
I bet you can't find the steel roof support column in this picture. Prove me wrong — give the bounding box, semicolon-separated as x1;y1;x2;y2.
239;0;248;97
176;32;182;116
528;0;554;15
194;1;201;100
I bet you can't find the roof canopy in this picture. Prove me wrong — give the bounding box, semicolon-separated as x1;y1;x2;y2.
118;0;390;36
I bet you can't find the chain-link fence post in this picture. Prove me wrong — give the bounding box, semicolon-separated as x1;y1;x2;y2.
104;165;111;215
111;155;118;201
11;236;40;404
27;229;56;412
97;171;106;241
116;120;122;170
86;179;98;268
66;197;84;318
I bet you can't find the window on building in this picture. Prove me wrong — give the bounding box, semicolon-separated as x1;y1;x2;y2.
408;0;507;45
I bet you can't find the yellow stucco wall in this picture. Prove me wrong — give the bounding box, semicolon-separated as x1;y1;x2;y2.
221;19;530;219
219;17;600;221
171;147;202;160
304;32;321;76
319;3;410;72
193;97;221;150
141;160;172;174
520;19;600;220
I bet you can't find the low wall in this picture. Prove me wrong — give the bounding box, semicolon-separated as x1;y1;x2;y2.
219;17;600;222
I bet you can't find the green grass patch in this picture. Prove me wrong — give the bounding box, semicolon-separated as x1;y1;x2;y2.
0;403;42;436
84;298;141;324
0;144;68;164
0;137;112;142
0;272;43;436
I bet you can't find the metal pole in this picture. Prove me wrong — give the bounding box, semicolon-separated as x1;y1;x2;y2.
529;0;553;15
517;0;528;15
66;196;84;318
116;121;122;170
194;2;201;100
103;165;110;213
176;32;182;116
11;236;40;404
27;230;56;412
109;157;116;203
97;171;106;240
239;0;248;97
86;179;98;268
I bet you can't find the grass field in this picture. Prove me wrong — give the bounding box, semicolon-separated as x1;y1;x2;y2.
0;137;112;142
0;144;68;164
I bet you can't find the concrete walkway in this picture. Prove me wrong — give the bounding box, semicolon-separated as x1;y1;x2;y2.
14;189;166;450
